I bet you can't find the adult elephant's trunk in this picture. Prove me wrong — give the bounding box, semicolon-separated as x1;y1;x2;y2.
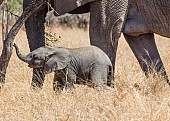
13;43;29;63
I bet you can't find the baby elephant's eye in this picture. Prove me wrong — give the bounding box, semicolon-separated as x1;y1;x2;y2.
33;54;39;59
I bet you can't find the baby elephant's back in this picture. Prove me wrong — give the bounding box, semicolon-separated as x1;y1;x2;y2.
70;46;112;66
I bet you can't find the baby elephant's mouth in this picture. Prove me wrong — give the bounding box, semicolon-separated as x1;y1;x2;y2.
28;64;43;68
28;60;44;68
28;64;36;68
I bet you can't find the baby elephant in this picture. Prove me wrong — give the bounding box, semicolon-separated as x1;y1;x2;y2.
13;43;113;92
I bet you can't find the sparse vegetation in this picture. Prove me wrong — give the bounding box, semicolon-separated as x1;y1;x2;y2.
0;0;22;15
7;0;22;14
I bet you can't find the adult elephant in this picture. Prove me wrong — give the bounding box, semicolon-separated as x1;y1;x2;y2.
23;0;169;89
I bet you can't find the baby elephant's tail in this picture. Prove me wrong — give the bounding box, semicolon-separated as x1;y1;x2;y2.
107;65;114;88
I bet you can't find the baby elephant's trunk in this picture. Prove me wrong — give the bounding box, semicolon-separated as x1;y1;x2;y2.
13;43;29;63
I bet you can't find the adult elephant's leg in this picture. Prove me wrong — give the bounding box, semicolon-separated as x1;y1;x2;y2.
124;33;169;84
89;1;128;81
23;0;47;89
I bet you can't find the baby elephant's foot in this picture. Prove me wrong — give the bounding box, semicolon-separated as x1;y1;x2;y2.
53;82;64;94
65;82;75;91
102;85;113;90
90;81;113;90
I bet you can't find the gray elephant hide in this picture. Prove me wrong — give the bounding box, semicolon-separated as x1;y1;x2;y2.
54;0;94;15
13;44;114;91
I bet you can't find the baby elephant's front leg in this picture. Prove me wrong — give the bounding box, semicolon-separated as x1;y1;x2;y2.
65;69;76;91
53;70;66;93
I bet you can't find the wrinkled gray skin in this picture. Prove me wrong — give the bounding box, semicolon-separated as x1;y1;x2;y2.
13;43;113;92
24;0;170;89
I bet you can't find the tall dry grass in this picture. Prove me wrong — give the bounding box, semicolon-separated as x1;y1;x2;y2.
0;25;170;121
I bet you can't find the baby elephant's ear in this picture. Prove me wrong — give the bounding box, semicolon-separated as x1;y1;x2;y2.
43;49;71;74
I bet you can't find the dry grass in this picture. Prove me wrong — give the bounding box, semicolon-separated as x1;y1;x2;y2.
0;25;170;121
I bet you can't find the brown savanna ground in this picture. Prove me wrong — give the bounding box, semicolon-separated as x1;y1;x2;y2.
0;25;170;121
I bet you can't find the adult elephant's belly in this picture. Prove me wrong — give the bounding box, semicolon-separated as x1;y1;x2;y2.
123;0;170;38
53;0;94;15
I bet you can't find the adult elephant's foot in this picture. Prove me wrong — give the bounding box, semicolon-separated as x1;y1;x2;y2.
0;71;5;89
0;72;5;90
0;71;5;83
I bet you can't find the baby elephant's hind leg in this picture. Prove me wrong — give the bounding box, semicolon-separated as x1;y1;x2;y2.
90;66;108;88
